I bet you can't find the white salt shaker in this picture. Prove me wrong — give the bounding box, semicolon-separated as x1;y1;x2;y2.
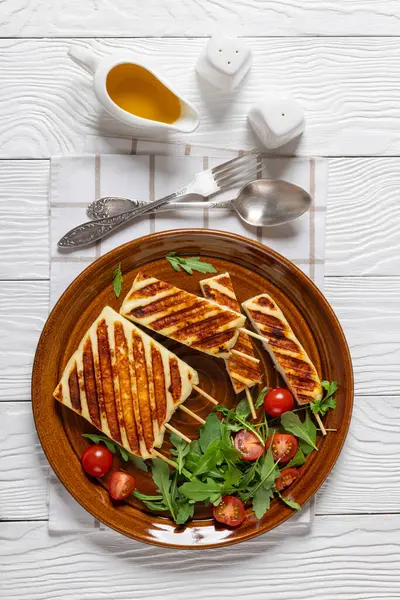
196;34;252;91
248;95;305;149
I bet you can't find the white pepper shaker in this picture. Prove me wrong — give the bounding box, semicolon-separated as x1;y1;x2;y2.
196;34;252;91
249;94;305;149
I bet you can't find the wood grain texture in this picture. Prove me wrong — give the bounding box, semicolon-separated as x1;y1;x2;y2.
0;403;49;520
326;158;400;276
0;160;49;280
1;276;399;400
1;394;398;520
325;277;400;395
3;38;400;157
2;0;400;37
2;158;400;279
0;282;48;402
2;516;400;600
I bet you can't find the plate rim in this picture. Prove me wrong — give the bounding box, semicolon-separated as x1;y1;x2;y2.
32;228;354;549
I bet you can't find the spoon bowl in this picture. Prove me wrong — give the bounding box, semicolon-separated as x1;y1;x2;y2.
233;179;312;227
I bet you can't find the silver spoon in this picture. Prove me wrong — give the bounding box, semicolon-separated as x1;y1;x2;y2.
87;179;312;228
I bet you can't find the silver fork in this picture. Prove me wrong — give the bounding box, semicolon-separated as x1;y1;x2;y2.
57;151;262;248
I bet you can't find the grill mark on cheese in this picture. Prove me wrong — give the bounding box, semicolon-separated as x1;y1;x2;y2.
132;330;154;452
97;320;121;443
82;339;101;428
195;329;237;350
129;280;172;299
114;322;139;454
201;285;239;312
247;310;285;331
151;345;167;425
177;312;238;341
68;365;81;411
148;299;209;331
169;358;182;404
277;354;313;377
129;291;187;319
268;335;299;354
255;296;275;310
218;275;233;290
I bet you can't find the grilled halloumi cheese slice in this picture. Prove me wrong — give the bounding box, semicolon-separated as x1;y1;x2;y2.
53;306;199;459
200;273;262;393
120;272;246;359
242;294;322;404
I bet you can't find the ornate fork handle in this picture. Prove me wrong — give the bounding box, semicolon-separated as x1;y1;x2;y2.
58;190;188;248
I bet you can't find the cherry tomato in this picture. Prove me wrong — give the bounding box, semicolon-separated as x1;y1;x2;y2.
108;471;136;501
213;496;245;527
81;444;113;477
266;433;298;463
264;388;294;417
275;468;300;492
234;430;264;461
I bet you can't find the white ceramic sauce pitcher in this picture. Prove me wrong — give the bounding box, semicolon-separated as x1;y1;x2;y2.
68;46;200;133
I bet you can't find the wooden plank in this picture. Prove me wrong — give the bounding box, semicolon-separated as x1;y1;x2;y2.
326;158;400;276
1;157;400;279
0;403;48;520
324;277;400;395
1;516;400;599
0;160;49;280
0;282;48;401
3;38;400;157
1;277;399;400
2;0;400;37
1;394;397;520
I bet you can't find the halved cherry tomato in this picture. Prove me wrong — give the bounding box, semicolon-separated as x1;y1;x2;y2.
275;468;299;492
108;471;136;501
213;496;245;527
264;388;294;417
266;433;298;463
234;430;264;461
81;444;113;477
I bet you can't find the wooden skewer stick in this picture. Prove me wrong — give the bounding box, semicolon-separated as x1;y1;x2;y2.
165;423;191;443
192;384;218;406
231;348;260;364
179;404;206;425
315;413;327;436
240;327;269;345
245;386;257;420
152;449;177;468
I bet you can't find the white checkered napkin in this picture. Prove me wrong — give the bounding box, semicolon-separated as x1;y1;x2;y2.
48;144;328;535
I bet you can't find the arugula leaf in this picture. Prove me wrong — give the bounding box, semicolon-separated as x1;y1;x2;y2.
238;460;259;491
286;448;306;468
277;491;301;511
255;387;268;409
241;446;279;502
165;252;217;275
179;477;223;502
133;490;168;512
199;413;222;452
113;263;123;298
222;463;244;488
151;459;176;520
129;456;149;472
175;500;195;525
236;398;251;419
82;433;116;454
310;380;338;416
253;487;274;519
280;411;318;451
192;439;222;477
216;406;265;445
169;432;190;474
184;439;203;473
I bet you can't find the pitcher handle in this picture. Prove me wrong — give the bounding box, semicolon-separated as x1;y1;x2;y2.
68;45;99;74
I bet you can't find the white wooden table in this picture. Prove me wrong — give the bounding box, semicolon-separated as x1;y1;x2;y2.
1;2;400;598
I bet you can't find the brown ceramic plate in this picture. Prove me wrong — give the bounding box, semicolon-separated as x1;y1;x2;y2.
32;229;353;549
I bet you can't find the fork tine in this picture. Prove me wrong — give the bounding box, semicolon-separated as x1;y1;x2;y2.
216;164;263;189
216;163;263;192
214;157;262;186
211;150;261;177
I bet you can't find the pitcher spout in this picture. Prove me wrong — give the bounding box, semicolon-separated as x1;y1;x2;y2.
174;101;200;133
